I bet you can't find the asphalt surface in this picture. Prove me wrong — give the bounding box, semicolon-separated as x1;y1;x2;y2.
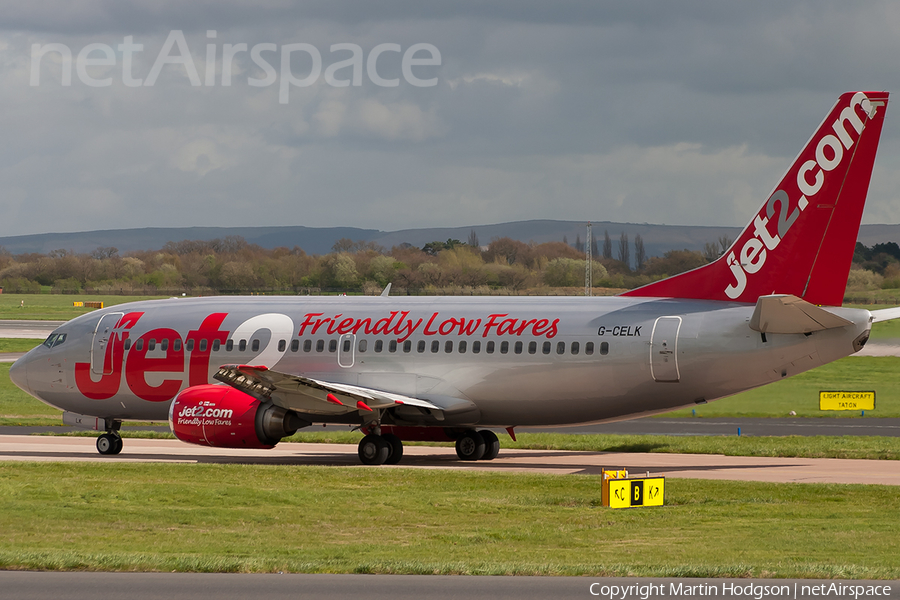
4;416;900;438
0;319;63;339
5;435;900;485
0;573;896;600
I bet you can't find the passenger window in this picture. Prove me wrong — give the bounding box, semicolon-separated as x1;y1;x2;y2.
431;340;439;353
472;341;481;354
124;338;131;350
291;339;299;352
200;339;208;352
417;340;426;353
278;340;286;352
329;339;338;353
251;339;260;352
557;342;565;355
542;341;551;354
136;339;144;351
226;339;233;352
459;340;467;353
600;342;609;355
500;341;508;354
148;339;156;351
161;339;169;352
374;340;383;353
303;339;311;352
359;339;367;353
403;340;412;353
342;339;351;352
186;339;195;352
528;341;536;354
389;340;397;353
445;340;453;353
486;341;495;354
239;339;247;352
212;339;220;352
571;342;579;355
514;341;523;354
585;342;594;355
316;339;324;352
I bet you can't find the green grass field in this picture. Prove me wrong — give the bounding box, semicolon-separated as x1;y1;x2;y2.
0;294;165;320
0;463;895;578
666;356;900;418
0;338;43;352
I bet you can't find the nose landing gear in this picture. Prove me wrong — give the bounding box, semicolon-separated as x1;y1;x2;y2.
96;431;123;455
96;420;123;455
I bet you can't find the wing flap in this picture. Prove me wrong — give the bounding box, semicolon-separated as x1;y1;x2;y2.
213;365;443;416
749;294;853;334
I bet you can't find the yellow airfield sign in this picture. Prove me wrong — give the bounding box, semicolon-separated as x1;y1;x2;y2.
601;470;665;509
819;391;875;411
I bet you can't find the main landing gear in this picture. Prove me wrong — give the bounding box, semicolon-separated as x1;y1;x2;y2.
96;420;123;455
455;430;500;461
356;428;500;465
358;433;404;466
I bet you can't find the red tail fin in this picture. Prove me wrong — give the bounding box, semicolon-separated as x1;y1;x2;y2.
623;91;889;306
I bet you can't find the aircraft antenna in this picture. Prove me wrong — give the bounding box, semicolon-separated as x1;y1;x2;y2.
585;222;592;297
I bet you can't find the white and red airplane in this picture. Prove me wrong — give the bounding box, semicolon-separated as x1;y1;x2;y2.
10;91;898;465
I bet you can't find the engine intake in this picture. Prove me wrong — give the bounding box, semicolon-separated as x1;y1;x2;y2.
170;384;308;449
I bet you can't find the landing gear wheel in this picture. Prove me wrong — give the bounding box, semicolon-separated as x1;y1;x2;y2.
479;430;500;461
382;433;404;465
97;432;122;456
358;434;390;465
455;430;486;461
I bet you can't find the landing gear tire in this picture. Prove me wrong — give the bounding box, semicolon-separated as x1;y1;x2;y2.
479;430;500;461
382;433;404;465
358;434;390;465
97;432;122;456
455;430;485;461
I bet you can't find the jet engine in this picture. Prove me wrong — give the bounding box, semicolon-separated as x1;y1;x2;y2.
169;384;308;449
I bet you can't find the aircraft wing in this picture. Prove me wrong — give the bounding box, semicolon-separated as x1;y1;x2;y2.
213;364;443;416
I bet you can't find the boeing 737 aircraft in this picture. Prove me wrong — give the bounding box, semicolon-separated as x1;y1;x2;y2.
9;91;898;465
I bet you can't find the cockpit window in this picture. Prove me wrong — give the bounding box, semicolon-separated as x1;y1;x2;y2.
42;333;66;348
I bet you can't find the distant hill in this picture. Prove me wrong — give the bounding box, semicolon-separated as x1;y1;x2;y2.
0;220;897;260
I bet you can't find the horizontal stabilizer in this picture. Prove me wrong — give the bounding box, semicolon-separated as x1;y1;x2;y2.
749;294;852;334
870;306;900;323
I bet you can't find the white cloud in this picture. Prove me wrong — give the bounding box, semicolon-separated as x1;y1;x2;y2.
0;2;899;239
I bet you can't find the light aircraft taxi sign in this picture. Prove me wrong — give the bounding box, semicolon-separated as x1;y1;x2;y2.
10;91;900;465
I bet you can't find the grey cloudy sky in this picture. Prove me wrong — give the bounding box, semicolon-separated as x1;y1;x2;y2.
3;0;900;238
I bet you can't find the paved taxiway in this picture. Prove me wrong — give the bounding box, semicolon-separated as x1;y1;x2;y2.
2;573;898;600
2;435;898;485
6;416;900;438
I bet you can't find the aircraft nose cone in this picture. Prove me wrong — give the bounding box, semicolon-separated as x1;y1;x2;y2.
9;355;31;395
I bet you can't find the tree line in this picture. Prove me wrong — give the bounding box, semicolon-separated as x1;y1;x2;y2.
0;233;893;296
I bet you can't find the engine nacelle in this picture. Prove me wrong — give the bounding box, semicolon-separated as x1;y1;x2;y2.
169;384;308;449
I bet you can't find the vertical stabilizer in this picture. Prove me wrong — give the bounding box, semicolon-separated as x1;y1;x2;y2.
623;91;889;306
